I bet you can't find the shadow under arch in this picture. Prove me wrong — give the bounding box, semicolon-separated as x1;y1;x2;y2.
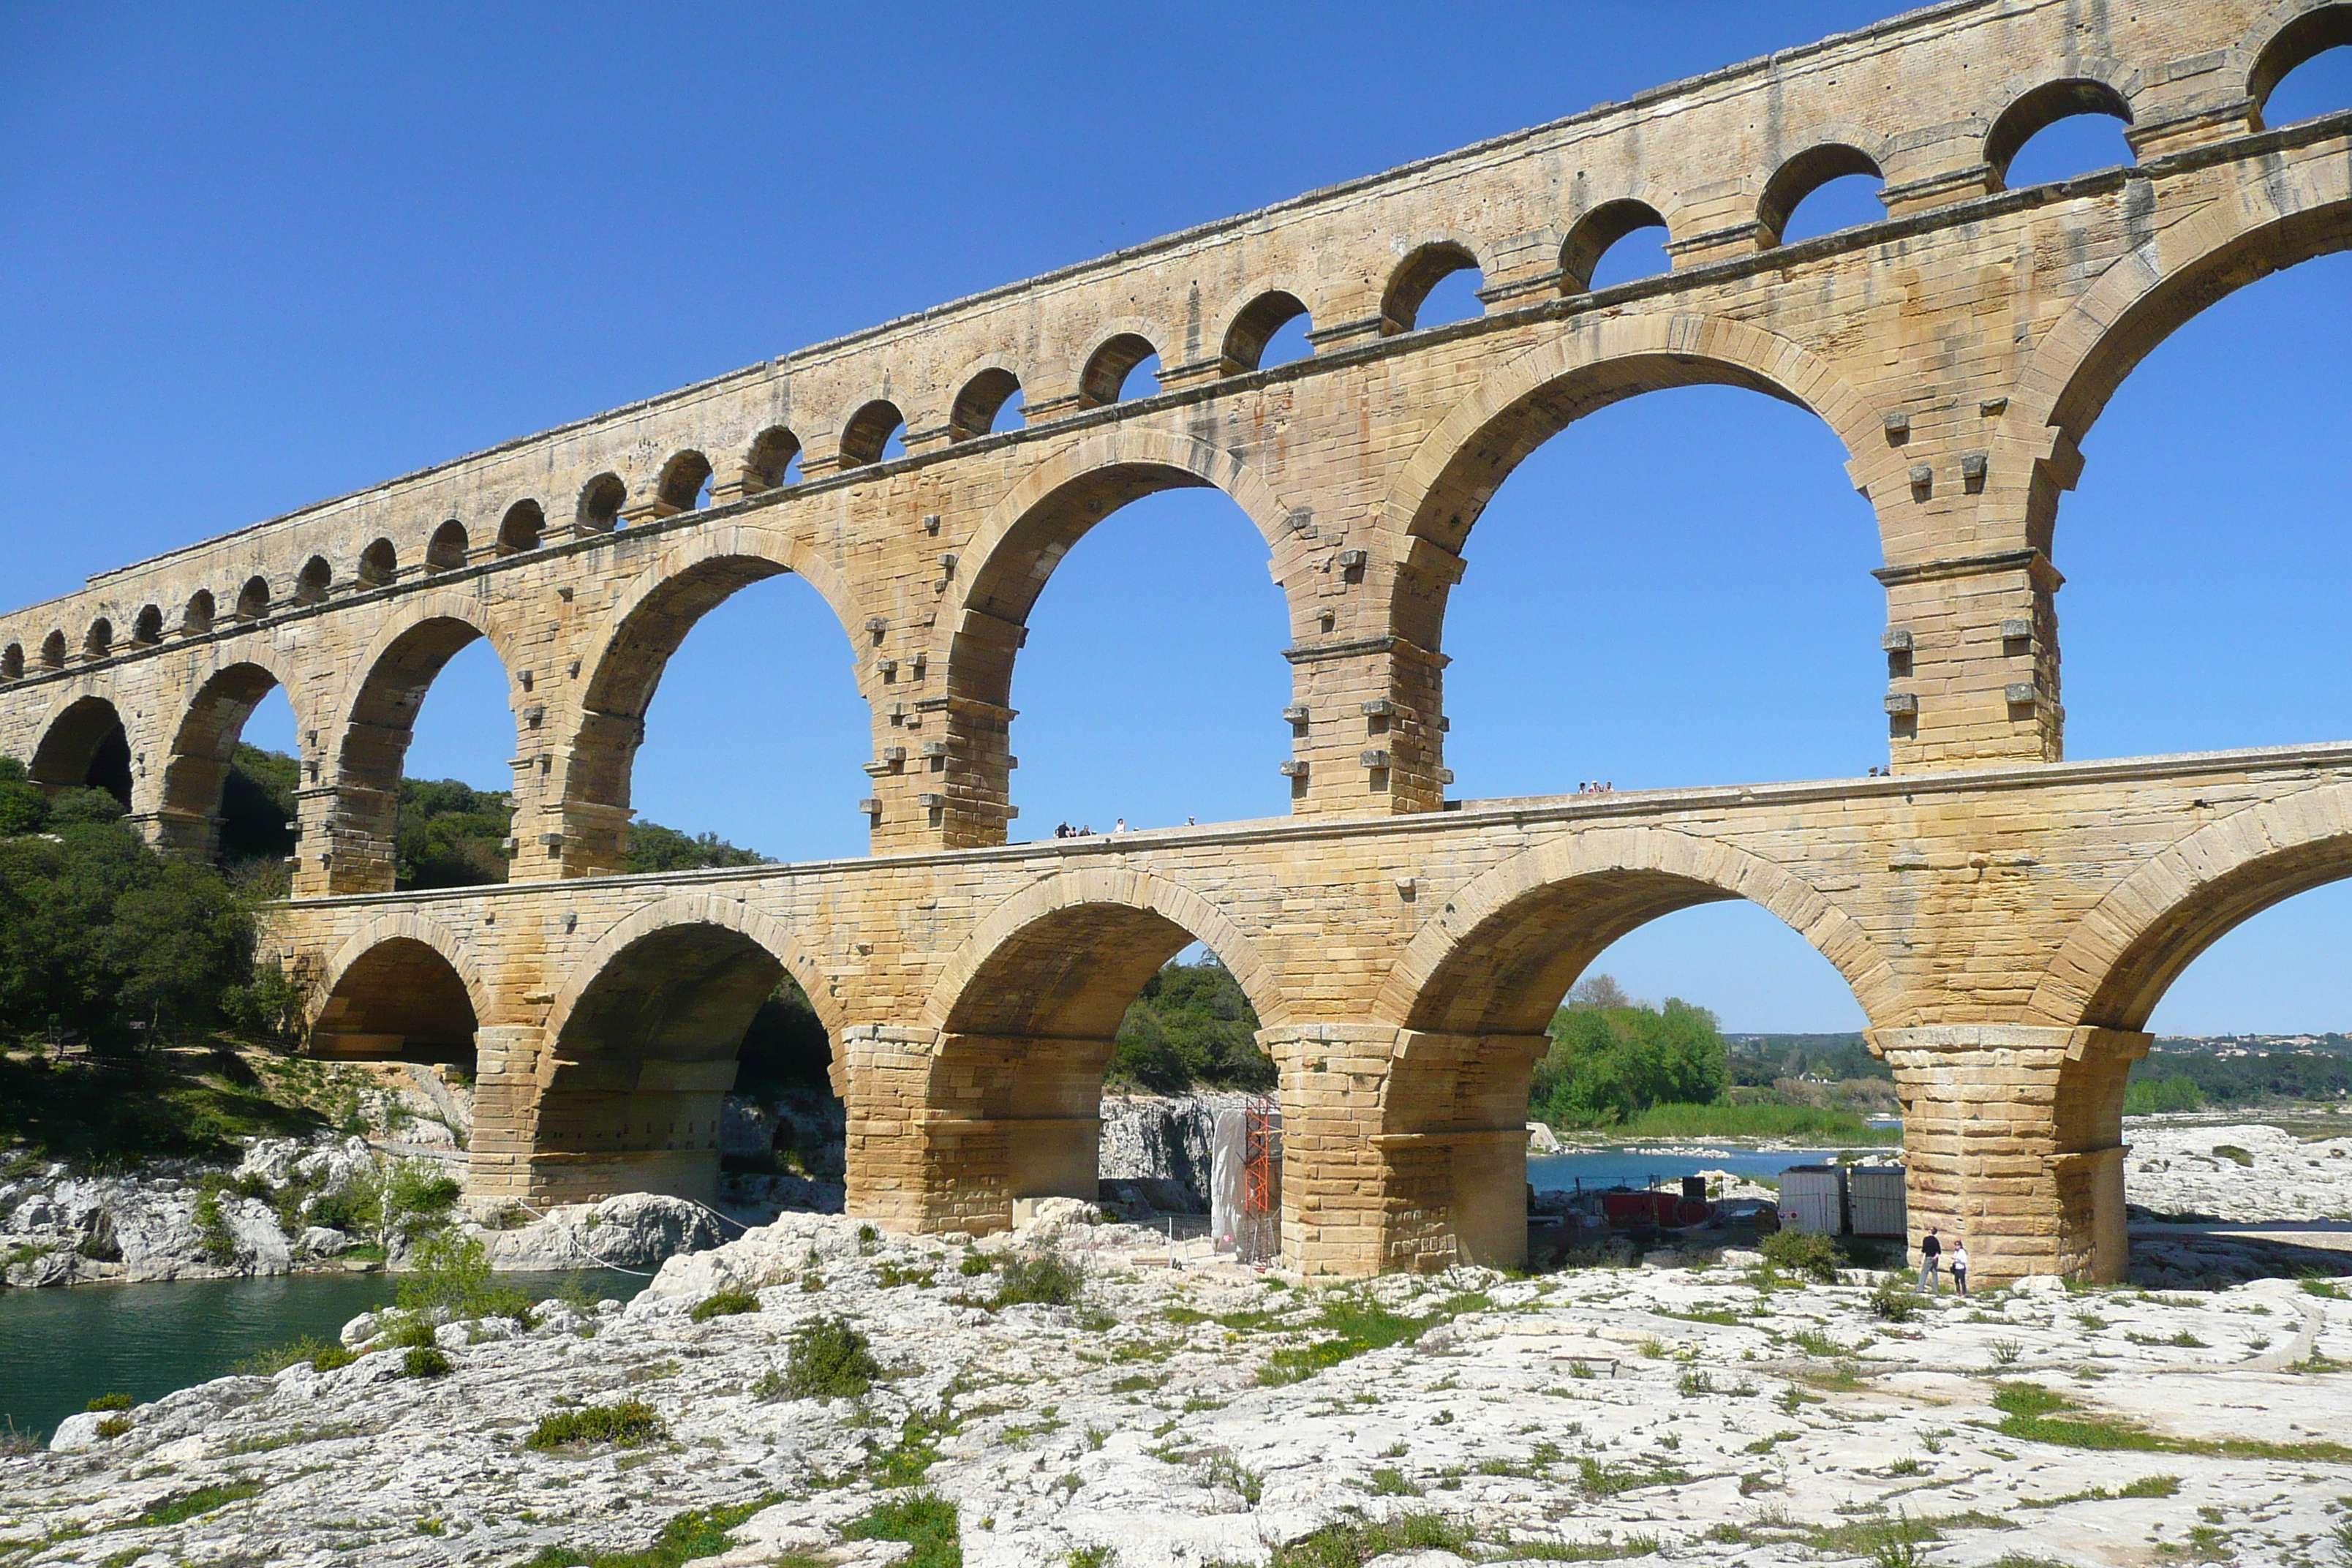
561;524;862;875
325;594;521;894
29;691;133;805
1379;314;1880;652
312;917;491;1063
1353;827;1896;1271
885;866;1285;1235
533;897;837;1205
157;654;303;862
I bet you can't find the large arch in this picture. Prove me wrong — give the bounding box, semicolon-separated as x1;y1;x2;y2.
323;595;521;894
560;524;862;875
532;897;836;1204
1353;828;1896;1271
2029;788;2352;1033
29;690;132;806
942;428;1299;714
2008;167;2352;555
157;652;303;862
1379;314;1882;652
311;916;491;1060
892;867;1284;1234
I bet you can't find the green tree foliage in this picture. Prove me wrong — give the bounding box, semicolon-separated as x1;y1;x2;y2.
1727;1033;1891;1086
395;777;514;889
2123;1074;2208;1115
1104;956;1275;1093
0;780;255;1051
219;743;300;870
624;821;770;874
1529;974;1731;1128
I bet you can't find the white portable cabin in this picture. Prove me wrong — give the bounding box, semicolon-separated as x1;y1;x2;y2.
1779;1166;1846;1234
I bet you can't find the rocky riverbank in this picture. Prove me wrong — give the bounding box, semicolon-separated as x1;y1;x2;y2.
12;1188;2352;1567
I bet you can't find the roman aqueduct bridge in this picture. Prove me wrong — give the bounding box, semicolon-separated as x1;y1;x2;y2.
3;0;2348;1280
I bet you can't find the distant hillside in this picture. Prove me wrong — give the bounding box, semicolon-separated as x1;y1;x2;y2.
221;745;770;891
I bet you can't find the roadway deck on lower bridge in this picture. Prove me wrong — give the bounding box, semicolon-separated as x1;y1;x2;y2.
281;739;2352;1279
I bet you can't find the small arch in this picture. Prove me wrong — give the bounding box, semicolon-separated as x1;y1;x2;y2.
426;520;470;571
1985;79;2136;189
295;555;333;606
83;619;113;660
131;606;164;647
1561;200;1670;292
1;644;20;681
741;426;802;491
1220;291;1312;373
655;450;713;514
1079;333;1159;408
497;501;543;556
312;934;480;1065
30;693;132;804
2251;4;2352;124
949;368;1024;441
160;658;295;864
1383;241;1485;332
577;474;626;535
38;631;66;670
358;538;399;586
235;576;271;619
1757;143;1885;247
838;400;907;467
183;590;216;636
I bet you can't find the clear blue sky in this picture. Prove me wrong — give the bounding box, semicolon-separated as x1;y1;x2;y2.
4;7;2348;1035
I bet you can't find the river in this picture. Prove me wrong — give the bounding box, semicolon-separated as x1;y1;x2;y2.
0;1268;649;1442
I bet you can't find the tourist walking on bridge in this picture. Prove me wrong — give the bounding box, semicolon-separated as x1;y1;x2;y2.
1918;1227;1943;1292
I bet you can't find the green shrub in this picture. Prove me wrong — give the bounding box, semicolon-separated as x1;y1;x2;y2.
844;1493;961;1568
403;1346;451;1379
386;1313;439;1349
397;1229;490;1317
192;1181;237;1264
991;1252;1084;1308
1870;1281;1925;1322
779;1315;883;1401
1760;1229;1842;1284
312;1344;356;1373
690;1288;761;1324
233;1335;339;1376
84;1392;132;1412
957;1254;992;1278
1259;1297;1430;1387
135;1480;263;1526
516;1493;785;1568
525;1400;664;1452
95;1414;132;1439
1270;1512;1469;1567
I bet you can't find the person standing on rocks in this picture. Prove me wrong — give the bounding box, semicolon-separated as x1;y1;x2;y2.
1949;1237;1970;1297
1919;1226;1942;1292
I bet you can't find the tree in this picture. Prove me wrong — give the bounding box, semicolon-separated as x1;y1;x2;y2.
1529;976;1730;1127
1105;955;1276;1093
624;822;769;874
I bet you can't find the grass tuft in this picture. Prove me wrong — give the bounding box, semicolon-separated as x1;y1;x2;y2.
525;1400;665;1452
688;1289;760;1324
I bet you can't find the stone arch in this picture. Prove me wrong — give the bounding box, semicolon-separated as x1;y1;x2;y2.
837;399;908;467
235;575;271;620
2029;787;2352;1033
2005;158;2352;554
737;426;802;492
561;523;860;875
83;617;113;660
183;590;216;636
1;643;20;681
1757;140;1885;246
313;913;494;1052
894;865;1284;1232
38;630;65;669
1213;283;1315;373
495;501;543;556
1378;314;1881;651
295;555;333;606
157;649;305;862
2247;0;2352;123
948;361;1024;442
425;521;469;571
532;897;836;1203
652;450;713;515
29;690;132;804
131;606;164;647
940;426;1301;720
576;474;625;535
1382;238;1488;332
358;538;399;587
1376;825;1902;1035
323;593;520;893
1983;75;2137;189
1559;198;1671;291
1077;326;1161;408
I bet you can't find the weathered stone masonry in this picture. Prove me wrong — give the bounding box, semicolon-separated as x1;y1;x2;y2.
3;0;2350;1278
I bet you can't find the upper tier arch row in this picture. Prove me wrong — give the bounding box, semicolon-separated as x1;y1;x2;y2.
0;0;2342;668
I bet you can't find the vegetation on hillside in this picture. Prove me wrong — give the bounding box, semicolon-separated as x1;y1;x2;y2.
1105;956;1277;1093
2125;1045;2352;1113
